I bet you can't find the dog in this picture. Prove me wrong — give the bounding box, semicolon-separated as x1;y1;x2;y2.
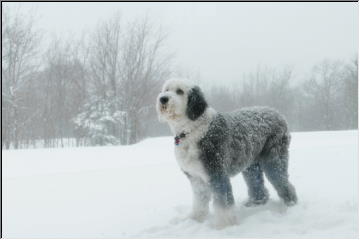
156;78;297;228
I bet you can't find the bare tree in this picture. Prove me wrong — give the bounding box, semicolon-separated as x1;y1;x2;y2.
267;67;294;122
39;38;87;147
88;13;122;101
119;17;171;144
2;6;41;149
303;60;344;130
341;58;358;129
73;14;171;146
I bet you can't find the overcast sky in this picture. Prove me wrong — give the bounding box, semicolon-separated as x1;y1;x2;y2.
4;2;358;86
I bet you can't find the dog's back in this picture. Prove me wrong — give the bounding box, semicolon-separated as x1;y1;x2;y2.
218;106;290;174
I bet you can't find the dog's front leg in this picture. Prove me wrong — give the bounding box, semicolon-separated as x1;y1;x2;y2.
185;173;211;222
210;174;237;228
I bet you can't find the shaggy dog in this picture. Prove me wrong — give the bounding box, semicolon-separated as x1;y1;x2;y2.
156;78;297;228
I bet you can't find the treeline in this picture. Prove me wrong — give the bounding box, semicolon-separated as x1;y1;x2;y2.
1;8;358;149
206;61;358;132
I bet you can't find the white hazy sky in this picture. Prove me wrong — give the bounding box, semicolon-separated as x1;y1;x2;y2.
4;2;359;86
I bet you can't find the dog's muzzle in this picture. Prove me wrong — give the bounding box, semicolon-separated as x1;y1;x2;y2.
159;96;169;104
159;96;169;112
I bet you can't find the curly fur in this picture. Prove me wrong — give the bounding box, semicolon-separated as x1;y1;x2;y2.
156;78;297;228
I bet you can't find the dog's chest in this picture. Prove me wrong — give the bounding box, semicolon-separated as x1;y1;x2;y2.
175;140;208;182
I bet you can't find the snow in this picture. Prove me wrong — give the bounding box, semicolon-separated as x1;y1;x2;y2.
2;130;358;238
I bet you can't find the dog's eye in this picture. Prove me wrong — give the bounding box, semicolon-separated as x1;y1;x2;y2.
176;89;184;95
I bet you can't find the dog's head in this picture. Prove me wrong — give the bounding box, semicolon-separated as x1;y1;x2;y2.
156;78;208;122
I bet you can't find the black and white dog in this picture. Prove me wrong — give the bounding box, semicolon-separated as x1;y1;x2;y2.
156;79;297;228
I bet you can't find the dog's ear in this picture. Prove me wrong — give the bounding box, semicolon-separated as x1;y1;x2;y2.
186;86;208;121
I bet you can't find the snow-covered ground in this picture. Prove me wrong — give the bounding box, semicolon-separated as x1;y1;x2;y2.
2;130;358;238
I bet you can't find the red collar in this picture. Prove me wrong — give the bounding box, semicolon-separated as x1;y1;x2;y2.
174;132;186;146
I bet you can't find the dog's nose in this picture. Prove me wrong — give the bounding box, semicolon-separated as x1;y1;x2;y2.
160;96;169;104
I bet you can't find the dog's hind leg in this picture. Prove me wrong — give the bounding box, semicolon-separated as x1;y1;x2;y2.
261;142;297;206
242;162;269;207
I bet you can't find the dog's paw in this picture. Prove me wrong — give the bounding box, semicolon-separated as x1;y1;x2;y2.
244;197;268;207
189;210;208;222
284;200;297;207
212;207;238;229
169;210;208;224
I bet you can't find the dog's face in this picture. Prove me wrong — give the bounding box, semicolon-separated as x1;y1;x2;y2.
156;79;207;122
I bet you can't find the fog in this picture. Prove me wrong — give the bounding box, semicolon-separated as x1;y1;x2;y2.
4;2;358;85
2;2;358;149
